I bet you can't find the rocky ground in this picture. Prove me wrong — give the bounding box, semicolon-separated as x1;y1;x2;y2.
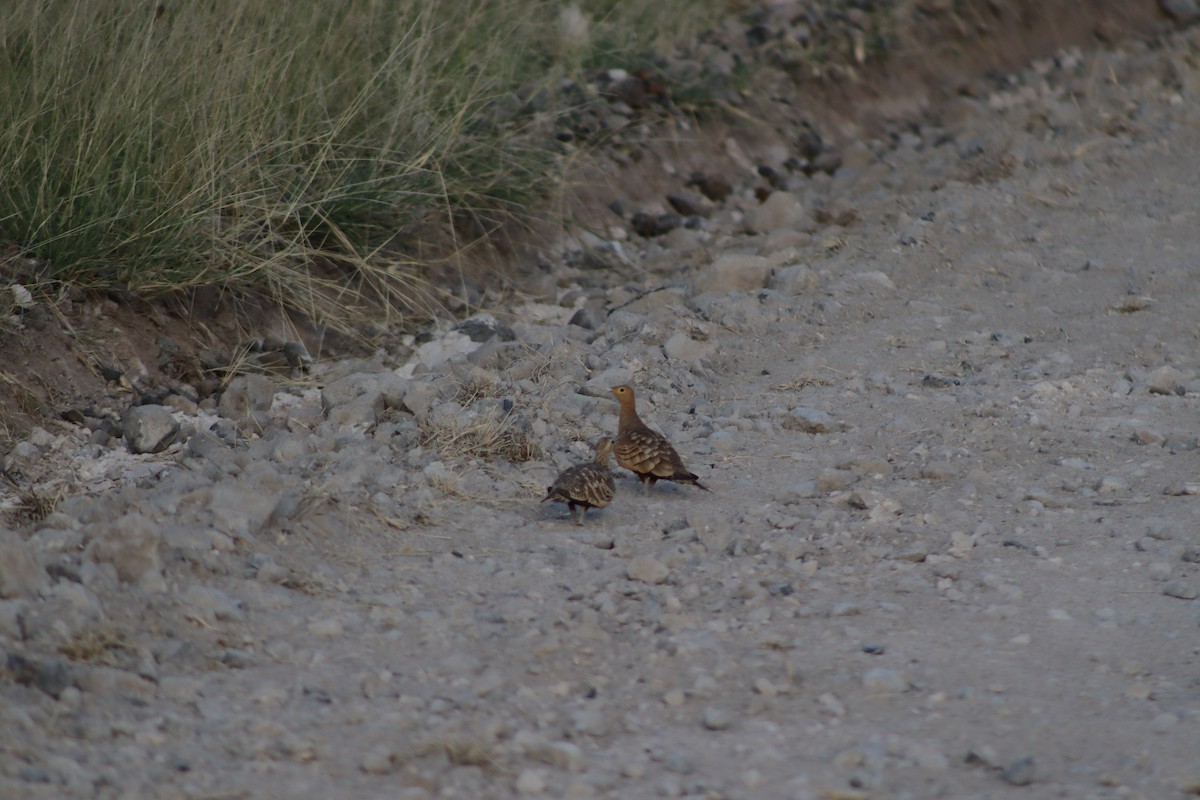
3;7;1200;800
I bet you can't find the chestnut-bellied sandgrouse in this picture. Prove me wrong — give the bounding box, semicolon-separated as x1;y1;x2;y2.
610;384;709;494
542;437;616;524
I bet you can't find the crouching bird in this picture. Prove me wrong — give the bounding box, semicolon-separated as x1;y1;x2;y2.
542;437;616;524
610;384;709;494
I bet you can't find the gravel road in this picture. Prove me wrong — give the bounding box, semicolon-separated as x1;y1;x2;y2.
2;19;1199;800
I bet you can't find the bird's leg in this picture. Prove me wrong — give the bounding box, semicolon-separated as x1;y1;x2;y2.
641;477;650;496
572;504;584;525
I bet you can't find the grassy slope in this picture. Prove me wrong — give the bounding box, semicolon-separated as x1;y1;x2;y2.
0;0;724;327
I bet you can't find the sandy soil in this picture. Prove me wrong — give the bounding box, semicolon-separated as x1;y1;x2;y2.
2;9;1199;800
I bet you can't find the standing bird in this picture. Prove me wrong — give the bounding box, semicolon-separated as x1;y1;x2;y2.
542;437;616;525
610;384;709;494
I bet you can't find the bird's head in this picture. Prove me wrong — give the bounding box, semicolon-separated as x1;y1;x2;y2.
610;384;635;404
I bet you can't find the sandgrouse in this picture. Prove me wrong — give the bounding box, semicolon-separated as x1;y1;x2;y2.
610;384;709;494
542;437;616;524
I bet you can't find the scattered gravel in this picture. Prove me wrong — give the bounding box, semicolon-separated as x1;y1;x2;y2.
2;11;1199;800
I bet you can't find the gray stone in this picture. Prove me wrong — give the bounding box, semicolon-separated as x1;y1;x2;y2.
663;332;716;364
361;744;398;775
1000;756;1036;786
920;462;959;480
568;305;606;330
402;379;443;422
708;430;737;453
743;191;814;235
1161;0;1199;22
0;599;25;639
693;253;771;295
515;769;546;795
76;666;157;697
322;371;409;427
0;527;49;598
219;374;277;419
702;707;732;731
248;553;290;583
569;708;609;737
1144;365;1185;395
122;405;180;454
769;264;819;295
582;366;634;397
180;585;245;623
855;270;897;292
628;554;670;585
3;652;76;698
16;580;105;646
210;464;284;538
604;310;649;341
1162;581;1198;600
85;513;164;590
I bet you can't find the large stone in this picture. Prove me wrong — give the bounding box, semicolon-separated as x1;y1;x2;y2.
85;513;164;590
628;555;669;585
769;264;819;295
401;379;444;423
3;652;76;698
210;464;284;538
693;254;771;295
322;371;409;427
18;580;106;646
219;374;277;420
1161;0;1199;23
0;527;48;598
122;405;180;454
663;332;717;364
743;191;815;235
582;365;635;398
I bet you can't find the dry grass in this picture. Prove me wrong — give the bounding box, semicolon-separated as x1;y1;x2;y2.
420;736;505;771
57;622;134;666
1;473;67;527
419;409;542;464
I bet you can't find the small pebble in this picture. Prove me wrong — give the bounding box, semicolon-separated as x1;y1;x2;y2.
1163;581;1199;600
703;708;732;731
862;668;907;694
516;768;546;795
627;555;669;585
1151;712;1179;733
1000;755;1036;786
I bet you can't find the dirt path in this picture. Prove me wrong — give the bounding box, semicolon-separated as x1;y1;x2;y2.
3;19;1199;800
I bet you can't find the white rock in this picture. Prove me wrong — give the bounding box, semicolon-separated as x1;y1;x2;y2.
85;513;164;590
663;331;716;363
628;555;669;585
515;768;547;794
693;254;771;295
0;528;49;598
703;707;732;730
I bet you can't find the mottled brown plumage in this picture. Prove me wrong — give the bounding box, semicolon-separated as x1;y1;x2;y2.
610;384;709;494
542;437;616;524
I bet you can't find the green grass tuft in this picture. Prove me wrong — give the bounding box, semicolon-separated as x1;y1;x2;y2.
0;0;724;329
